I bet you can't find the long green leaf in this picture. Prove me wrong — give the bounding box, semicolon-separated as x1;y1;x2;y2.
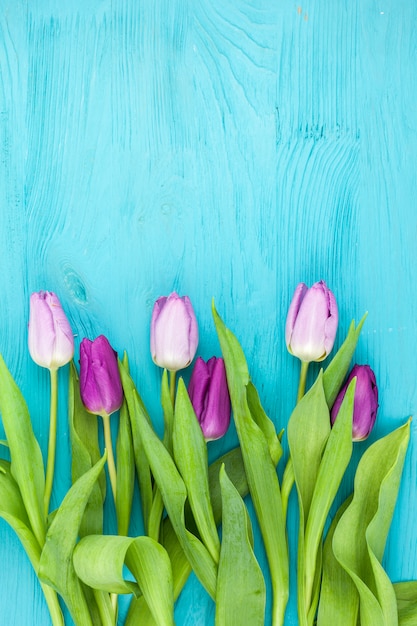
394;582;417;626
213;303;288;626
332;420;411;626
68;362;105;536
317;496;357;626
173;378;220;564
119;359;153;533
0;460;64;625
322;314;367;407
303;379;355;612
119;362;217;598
39;453;107;626
116;393;135;536
215;464;265;626
0;354;46;547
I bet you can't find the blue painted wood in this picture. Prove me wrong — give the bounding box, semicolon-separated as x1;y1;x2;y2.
1;0;416;623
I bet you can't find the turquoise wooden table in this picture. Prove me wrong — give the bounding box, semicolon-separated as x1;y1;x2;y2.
1;1;416;624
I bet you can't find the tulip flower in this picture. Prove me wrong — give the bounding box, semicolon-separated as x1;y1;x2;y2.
331;364;378;441
79;335;123;503
150;292;199;372
79;335;123;417
285;280;338;364
28;291;74;370
28;291;74;516
188;357;231;441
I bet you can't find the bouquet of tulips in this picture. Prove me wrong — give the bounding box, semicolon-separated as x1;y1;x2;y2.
0;283;415;626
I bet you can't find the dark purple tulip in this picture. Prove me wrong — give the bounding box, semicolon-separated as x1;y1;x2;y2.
188;357;231;441
285;280;338;363
28;291;74;370
331;364;378;441
150;292;199;372
79;335;123;416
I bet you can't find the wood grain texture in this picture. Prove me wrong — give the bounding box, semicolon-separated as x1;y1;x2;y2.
0;0;416;624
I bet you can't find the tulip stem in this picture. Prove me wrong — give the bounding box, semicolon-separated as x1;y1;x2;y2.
282;361;310;521
297;361;309;403
101;412;117;504
44;368;58;518
169;370;177;407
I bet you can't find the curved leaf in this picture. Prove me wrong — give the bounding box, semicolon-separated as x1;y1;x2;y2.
39;453;107;626
173;378;220;564
0;354;46;547
215;464;265;626
332;420;411;626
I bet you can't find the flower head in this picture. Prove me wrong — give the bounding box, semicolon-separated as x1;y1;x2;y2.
79;335;123;416
188;357;231;441
285;280;338;362
28;291;74;370
150;292;198;372
331;364;378;441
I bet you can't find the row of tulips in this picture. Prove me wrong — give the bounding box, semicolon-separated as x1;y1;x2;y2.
0;283;414;626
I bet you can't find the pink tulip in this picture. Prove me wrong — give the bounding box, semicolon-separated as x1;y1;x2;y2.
150;292;198;372
285;281;338;362
28;291;74;369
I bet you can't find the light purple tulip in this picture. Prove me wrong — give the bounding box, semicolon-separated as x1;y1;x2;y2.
285;280;338;362
188;357;231;441
28;291;74;369
331;364;378;441
150;292;199;372
79;335;123;416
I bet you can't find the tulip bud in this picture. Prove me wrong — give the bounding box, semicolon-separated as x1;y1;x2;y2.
150;292;199;372
188;356;231;441
285;280;338;363
28;291;74;370
79;335;123;416
331;364;378;441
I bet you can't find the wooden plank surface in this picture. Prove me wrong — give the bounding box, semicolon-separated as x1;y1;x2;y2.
0;1;416;624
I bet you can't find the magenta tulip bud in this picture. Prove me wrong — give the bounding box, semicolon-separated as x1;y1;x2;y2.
150;292;199;372
28;291;74;370
331;364;378;441
285;280;338;363
188;357;231;441
79;335;123;416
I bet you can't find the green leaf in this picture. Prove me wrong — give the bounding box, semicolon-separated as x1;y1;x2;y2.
213;302;288;625
125;444;260;625
215;464;266;626
322;314;367;408
0;354;46;547
288;371;331;522
303;378;355;612
120;368;217;598
116;393;135;536
317;496;358;626
394;582;417;626
119;359;153;533
68;362;105;536
332;420;411;626
39;453;107;626
173;378;220;564
246;381;283;465
0;460;65;625
74;535;174;626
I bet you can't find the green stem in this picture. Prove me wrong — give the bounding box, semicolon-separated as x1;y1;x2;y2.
297;361;309;403
169;370;176;407
41;583;65;626
282;360;310;519
44;368;58;518
101;412;117;504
